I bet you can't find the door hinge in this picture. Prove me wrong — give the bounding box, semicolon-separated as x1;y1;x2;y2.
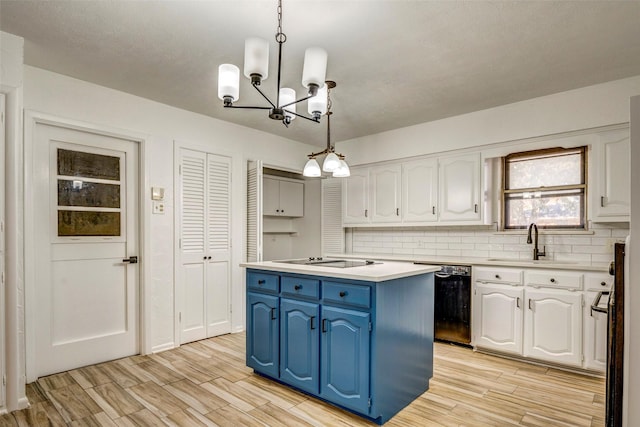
368;398;372;408
1;220;4;232
179;164;182;175
2;375;6;386
582;354;585;362
230;304;232;314
368;322;372;332
179;312;182;323
179;238;182;249
1;272;4;284
1;112;4;125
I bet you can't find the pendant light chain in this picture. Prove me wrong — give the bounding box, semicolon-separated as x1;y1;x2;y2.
276;0;286;43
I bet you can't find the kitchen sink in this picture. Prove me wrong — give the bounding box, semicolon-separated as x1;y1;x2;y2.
486;258;578;265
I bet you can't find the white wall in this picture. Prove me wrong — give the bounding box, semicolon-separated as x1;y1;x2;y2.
627;95;639;427
339;76;640;165
22;65;319;356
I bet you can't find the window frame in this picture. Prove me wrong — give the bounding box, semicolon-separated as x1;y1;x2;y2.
501;146;588;230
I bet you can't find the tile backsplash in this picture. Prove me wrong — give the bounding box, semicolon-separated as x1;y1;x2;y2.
346;223;628;266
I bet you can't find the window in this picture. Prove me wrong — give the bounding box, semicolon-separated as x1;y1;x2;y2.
502;147;586;229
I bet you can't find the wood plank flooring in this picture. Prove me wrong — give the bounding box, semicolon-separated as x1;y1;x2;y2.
0;333;605;426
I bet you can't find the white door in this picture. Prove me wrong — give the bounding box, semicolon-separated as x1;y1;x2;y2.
263;176;280;216
278;180;304;217
0;93;6;406
584;291;608;372
473;283;523;355
439;153;481;222
370;164;401;223
402;158;438;223
524;288;582;366
247;160;263;262
178;148;232;344
342;169;369;224
33;123;139;377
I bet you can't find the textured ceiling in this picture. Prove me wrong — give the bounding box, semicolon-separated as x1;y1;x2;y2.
2;1;640;147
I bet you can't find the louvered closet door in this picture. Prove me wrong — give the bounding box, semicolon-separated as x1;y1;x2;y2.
179;148;231;344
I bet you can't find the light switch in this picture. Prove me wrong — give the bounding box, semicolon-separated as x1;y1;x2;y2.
151;187;165;201
153;201;165;214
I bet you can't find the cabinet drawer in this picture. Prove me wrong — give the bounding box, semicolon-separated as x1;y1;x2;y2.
323;281;371;308
584;273;613;291
247;271;279;293
474;267;523;285
525;270;583;290
281;276;320;299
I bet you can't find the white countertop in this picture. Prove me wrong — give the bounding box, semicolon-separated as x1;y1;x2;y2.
240;260;440;282
324;253;609;272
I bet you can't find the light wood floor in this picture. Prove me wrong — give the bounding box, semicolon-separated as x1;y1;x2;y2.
0;333;605;426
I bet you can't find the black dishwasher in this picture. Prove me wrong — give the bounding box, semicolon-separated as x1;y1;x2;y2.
432;265;472;346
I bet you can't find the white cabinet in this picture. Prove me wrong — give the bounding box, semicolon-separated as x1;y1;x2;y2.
591;128;630;222
342;152;483;226
584;291;608;372
439;153;482;222
474;282;524;355
342;168;369;224
263;176;304;217
523;288;583;367
402;158;437;223
369;164;402;223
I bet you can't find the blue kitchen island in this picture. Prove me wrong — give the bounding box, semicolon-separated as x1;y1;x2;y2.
240;259;439;425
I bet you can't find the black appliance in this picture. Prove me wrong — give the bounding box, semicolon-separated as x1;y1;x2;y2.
606;242;625;427
430;264;472;346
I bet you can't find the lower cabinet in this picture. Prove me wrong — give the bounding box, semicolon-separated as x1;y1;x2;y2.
245;269;435;424
523;288;583;367
584;291;608;371
320;306;371;414
473;282;523;355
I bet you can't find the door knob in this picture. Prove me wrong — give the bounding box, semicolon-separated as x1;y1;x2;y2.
122;256;138;264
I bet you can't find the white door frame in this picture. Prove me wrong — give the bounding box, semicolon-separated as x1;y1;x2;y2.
24;110;151;382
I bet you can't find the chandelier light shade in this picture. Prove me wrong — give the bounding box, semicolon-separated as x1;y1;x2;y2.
217;0;329;126
217;64;240;102
303;158;322;177
302;81;350;178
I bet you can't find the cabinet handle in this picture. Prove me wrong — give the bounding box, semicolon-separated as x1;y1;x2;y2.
516;297;520;308
339;291;348;298
208;256;212;260
258;279;266;285
495;274;501;279
474;204;478;213
528;299;533;310
365;209;368;218
203;256;207;260
310;316;316;330
294;285;302;291
601;281;607;287
601;196;605;207
396;208;400;216
550;278;556;283
432;206;436;215
322;319;328;333
270;307;277;320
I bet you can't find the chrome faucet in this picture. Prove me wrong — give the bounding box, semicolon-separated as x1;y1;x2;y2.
526;223;546;260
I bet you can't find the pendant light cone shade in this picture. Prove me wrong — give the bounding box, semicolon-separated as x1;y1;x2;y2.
244;37;269;80
308;84;328;116
322;152;341;172
302;47;328;90
279;88;296;121
333;160;351;177
218;64;240;101
303;158;321;177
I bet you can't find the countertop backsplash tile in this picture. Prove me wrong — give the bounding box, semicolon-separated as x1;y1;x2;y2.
347;223;628;267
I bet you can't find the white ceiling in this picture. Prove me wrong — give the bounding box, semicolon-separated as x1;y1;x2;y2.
2;1;640;147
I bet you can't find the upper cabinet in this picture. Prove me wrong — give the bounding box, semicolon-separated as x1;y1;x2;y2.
263;176;304;217
591;128;630;222
438;153;482;222
342;152;483;226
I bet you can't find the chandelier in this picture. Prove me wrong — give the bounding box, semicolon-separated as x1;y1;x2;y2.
217;0;328;127
303;81;350;177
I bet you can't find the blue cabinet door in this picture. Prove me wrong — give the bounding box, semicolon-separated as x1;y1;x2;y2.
246;292;279;377
280;299;320;394
320;306;371;414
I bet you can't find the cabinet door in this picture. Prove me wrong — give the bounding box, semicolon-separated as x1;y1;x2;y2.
584;291;607;372
279;180;304;217
246;292;279;377
592;129;630;221
473;283;523;354
342;169;369;224
524;289;582;366
321;306;370;414
263;177;281;216
369;164;401;223
438;153;481;222
402;158;438;223
280;299;319;394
